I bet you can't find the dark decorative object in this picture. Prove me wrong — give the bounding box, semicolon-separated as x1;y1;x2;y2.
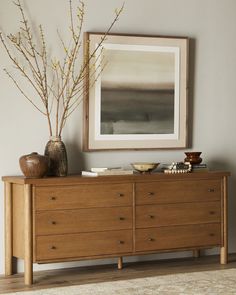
184;152;202;165
44;136;68;177
19;152;48;178
164;162;192;174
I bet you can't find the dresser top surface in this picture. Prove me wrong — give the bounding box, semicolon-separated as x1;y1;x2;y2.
2;171;230;185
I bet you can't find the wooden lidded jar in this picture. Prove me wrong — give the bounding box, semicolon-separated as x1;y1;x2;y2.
19;152;48;178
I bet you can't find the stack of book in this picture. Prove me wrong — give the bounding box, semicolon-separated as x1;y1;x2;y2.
191;163;208;172
81;167;134;177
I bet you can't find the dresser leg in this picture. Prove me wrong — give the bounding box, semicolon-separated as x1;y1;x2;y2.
220;247;228;264
193;249;200;258
24;184;33;285
5;182;13;276
220;176;228;265
118;257;123;270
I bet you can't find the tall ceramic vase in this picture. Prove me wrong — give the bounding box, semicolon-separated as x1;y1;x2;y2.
44;136;68;177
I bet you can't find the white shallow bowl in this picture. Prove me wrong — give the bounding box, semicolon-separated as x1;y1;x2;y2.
131;162;160;173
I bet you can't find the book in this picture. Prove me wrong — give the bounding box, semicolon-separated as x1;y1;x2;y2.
191;163;208;172
91;167;108;172
82;169;134;177
81;171;98;177
98;169;134;176
91;167;121;173
192;167;209;172
191;164;207;169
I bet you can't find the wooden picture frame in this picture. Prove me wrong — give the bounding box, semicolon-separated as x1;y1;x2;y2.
83;33;189;151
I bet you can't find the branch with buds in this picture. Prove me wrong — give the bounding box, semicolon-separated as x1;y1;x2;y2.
0;0;124;137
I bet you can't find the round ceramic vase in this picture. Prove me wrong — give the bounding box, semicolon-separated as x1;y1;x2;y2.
19;152;49;178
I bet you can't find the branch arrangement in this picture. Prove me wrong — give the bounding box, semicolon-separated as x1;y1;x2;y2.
0;0;123;137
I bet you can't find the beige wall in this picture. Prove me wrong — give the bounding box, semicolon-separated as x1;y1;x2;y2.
0;0;236;274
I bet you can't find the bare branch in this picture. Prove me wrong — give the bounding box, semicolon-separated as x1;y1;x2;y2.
4;69;46;115
6;32;43;91
58;4;123;136
16;0;46;92
1;0;123;138
1;34;47;101
69;0;76;41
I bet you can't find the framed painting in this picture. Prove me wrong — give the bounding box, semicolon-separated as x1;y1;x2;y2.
83;33;189;150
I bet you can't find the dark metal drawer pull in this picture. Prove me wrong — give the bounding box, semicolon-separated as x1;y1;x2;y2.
51;196;56;200
51;221;57;225
209;211;215;215
118;240;124;244
117;193;124;197
148;238;155;242
148;192;155;196
209;233;215;237
148;215;154;219
119;217;125;220
208;189;215;192
51;246;56;250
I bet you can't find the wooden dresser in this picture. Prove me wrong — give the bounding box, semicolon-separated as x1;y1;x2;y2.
2;171;230;285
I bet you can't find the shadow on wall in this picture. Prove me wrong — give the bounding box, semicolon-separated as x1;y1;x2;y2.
66;141;85;174
187;38;196;148
208;159;236;252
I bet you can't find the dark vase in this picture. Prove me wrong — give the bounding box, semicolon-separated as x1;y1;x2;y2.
44;136;68;177
184;152;202;165
19;152;48;178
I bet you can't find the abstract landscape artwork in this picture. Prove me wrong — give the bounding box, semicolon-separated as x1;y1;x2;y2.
101;48;175;135
84;33;188;150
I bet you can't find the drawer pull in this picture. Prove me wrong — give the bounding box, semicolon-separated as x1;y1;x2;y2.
148;215;155;219
50;196;56;200
209;211;215;215
209;233;215;237
148;192;155;196
51;246;57;250
148;238;155;242
119;217;125;221
208;189;215;193
118;240;125;244
117;193;124;197
51;221;57;225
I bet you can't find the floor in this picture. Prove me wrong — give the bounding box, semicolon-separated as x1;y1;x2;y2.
0;254;236;294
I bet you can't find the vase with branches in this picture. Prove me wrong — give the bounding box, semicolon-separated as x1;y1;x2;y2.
0;0;123;176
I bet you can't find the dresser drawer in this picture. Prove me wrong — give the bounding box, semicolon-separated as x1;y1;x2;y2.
136;179;221;205
36;230;133;261
136;201;221;228
35;207;133;235
136;223;221;252
34;183;133;210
